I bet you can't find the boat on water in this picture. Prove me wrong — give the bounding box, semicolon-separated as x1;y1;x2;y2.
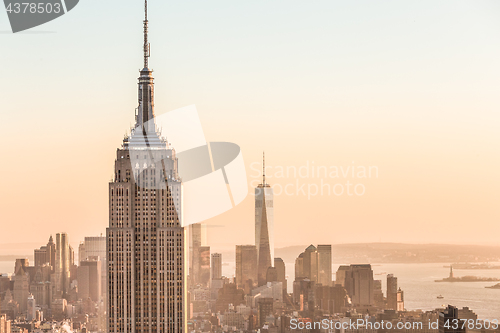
437;295;444;299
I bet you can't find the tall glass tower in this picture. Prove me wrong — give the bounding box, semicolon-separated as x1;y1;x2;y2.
107;2;185;332
255;153;274;286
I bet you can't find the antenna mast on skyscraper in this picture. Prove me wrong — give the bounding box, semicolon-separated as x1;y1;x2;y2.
143;0;150;69
263;151;266;186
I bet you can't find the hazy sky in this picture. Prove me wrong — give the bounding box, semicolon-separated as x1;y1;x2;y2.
1;0;500;252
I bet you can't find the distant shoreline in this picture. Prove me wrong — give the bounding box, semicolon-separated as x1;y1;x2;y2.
435;277;500;283
485;283;500;289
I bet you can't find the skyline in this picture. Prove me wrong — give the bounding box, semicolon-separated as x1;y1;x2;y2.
1;0;500;248
0;2;499;331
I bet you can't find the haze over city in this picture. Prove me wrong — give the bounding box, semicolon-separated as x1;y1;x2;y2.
1;0;500;247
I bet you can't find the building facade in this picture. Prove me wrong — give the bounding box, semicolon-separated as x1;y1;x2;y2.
78;257;102;302
80;237;107;302
54;233;71;299
387;274;398;310
295;245;319;283
345;264;374;307
211;253;222;281
107;2;185;332
235;245;257;294
274;258;287;294
439;305;465;333
34;236;55;270
255;154;274;286
188;224;202;286
317;245;332;286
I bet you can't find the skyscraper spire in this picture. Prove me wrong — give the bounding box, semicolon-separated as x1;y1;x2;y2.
263;151;266;186
143;0;150;69
258;152;270;188
133;0;155;132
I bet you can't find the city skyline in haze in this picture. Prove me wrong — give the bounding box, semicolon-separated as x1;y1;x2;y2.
1;0;500;248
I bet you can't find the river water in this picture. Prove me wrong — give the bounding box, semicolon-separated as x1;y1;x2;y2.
224;262;500;319
2;261;498;319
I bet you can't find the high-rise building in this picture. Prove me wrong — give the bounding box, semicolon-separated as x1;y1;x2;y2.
29;268;51;312
335;265;350;287
317;245;332;286
235;245;258;294
187;224;210;287
13;266;29;312
331;284;348;313
27;294;36;321
54;233;71;299
252;282;283;304
69;245;75;267
386;274;398;310
215;284;245;313
34;248;47;269
374;279;384;307
294;253;304;281
47;236;56;271
265;267;278;283
78;243;86;264
345;264;374;307
294;245;319;283
211;253;222;280
81;237;106;261
396;287;404;311
80;237;107;301
292;279;315;314
78;257;102;303
0;313;11;333
439;305;465;333
34;236;56;271
314;284;349;315
198;246;211;287
14;259;29;277
255;154;274;286
69;245;77;286
107;2;185;332
188;224;202;286
303;245;318;283
256;298;273;328
274;258;287;294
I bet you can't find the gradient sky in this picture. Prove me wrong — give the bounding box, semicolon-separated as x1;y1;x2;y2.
1;0;499;252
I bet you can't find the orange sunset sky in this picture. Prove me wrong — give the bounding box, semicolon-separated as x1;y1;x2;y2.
0;0;499;251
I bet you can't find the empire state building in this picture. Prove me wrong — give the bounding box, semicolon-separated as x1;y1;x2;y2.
107;2;185;332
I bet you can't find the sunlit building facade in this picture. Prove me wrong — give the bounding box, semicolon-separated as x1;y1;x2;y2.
107;2;186;332
255;154;274;286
